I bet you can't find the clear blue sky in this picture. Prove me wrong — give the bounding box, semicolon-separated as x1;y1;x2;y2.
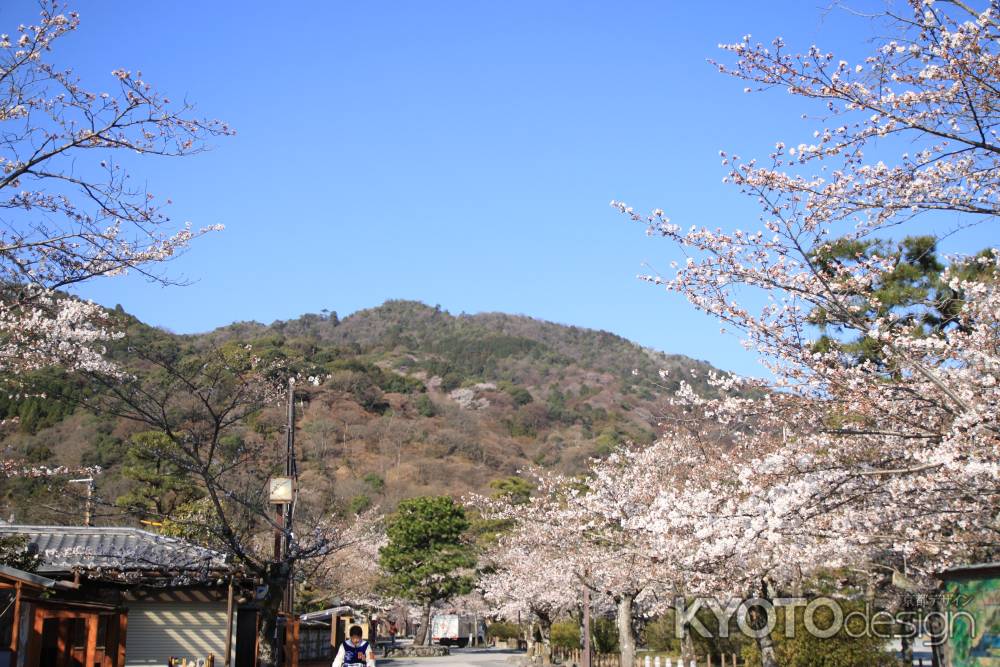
8;1;987;378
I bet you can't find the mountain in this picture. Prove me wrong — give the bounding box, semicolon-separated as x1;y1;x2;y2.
0;300;725;524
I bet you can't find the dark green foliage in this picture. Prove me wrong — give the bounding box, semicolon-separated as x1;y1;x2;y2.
470;476;535;543
487;621;521;641
0;368;82;434
590;617;619;654
326;359;424;394
546;386;569;422
415;393;437;417
349;494;372;515
741;600;895;667
643;607;746;657
427;333;541;383
0;476;66;523
363;473;385;494
503;405;550;437
326;370;387;413
80;432;126;468
498;381;533;406
115;431;203;520
643;615;677;652
15;438;53;464
378;496;476;606
809;235;991;367
488;476;533;505
551;620;581;649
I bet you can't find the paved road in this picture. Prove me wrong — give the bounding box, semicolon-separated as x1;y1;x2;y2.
383;647;522;667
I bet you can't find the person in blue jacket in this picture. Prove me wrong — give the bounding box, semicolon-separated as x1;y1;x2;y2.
332;625;375;667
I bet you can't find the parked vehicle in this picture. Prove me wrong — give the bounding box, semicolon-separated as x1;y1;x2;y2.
430;613;486;647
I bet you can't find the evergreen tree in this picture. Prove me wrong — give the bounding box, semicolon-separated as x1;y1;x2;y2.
378;496;476;645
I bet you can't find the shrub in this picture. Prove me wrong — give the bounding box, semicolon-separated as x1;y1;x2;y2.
487;621;520;641
551;620;580;649
327;370;387;413
644;615;679;652
591;617;619;654
363;473;385;494
349;494;372;515
415;393;437;417
499;381;533;406
741;600;895;667
643;607;746;657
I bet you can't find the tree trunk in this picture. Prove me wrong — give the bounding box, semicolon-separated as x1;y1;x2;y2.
616;593;636;667
525;622;536;657
255;582;285;667
750;602;778;667
676;600;693;664
538;615;553;665
755;631;779;667
752;579;778;667
681;623;695;663
416;602;432;646
900;634;914;667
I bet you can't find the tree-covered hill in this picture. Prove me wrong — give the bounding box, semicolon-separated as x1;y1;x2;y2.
0;300;725;525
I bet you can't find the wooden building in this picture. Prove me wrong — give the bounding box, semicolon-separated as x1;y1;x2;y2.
0;525;241;667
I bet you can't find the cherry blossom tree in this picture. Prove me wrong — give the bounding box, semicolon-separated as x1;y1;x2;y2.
0;1;230;381
474;448;691;666
608;6;1000;663
478;516;578;663
82;338;370;667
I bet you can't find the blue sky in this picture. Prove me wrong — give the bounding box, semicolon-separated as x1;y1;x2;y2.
9;1;989;378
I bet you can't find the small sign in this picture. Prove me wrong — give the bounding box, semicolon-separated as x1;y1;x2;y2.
269;477;294;504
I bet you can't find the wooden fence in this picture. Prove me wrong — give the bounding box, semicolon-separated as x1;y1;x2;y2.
549;647;742;667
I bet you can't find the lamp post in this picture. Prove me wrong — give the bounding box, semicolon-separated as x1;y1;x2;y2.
268;378;298;667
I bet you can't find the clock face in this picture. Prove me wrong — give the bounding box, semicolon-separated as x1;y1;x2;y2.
269;477;294;503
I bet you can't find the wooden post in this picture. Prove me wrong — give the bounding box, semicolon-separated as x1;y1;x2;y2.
56;615;70;664
84;614;99;667
224;578;234;667
25;608;43;667
117;612;128;667
10;582;21;654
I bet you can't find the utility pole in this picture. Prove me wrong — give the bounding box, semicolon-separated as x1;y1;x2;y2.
582;582;591;667
269;378;298;667
284;377;296;614
68;478;95;526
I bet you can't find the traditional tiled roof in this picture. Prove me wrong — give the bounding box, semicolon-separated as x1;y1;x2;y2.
0;525;233;584
0;563;77;590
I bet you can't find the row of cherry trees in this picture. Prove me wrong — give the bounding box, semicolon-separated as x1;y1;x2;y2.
478;2;1000;666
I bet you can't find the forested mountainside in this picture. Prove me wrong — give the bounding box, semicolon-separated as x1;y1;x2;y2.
0;299;724;525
